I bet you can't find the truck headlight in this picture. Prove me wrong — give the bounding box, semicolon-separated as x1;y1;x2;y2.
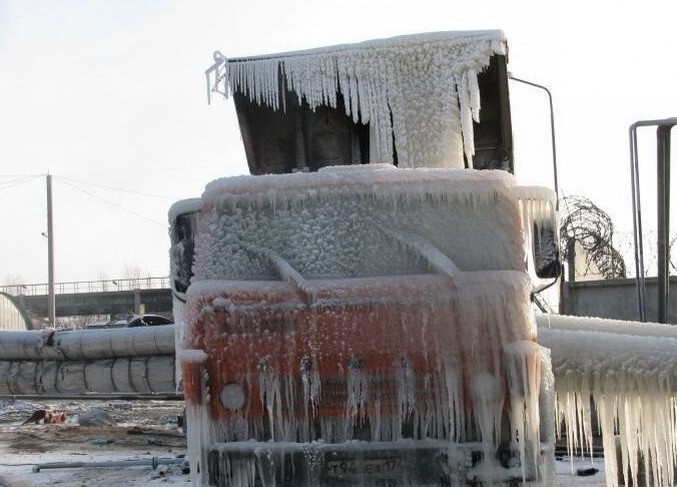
220;383;246;412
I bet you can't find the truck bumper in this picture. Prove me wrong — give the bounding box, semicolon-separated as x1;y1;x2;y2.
207;439;546;486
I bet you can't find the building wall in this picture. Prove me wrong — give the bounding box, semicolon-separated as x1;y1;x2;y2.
562;277;677;324
0;292;30;330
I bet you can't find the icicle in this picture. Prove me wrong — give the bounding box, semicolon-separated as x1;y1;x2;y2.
396;356;415;424
540;318;677;487
300;356;321;418
468;373;506;483
346;356;369;427
457;72;476;168
468;69;481;122
218;31;507;168
258;357;283;441
505;340;544;483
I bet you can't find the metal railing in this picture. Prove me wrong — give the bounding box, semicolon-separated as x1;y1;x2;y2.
0;277;170;296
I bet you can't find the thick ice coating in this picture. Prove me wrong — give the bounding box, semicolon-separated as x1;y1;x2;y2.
193;165;526;281
538;313;677;487
207;31;507;168
179;166;554;486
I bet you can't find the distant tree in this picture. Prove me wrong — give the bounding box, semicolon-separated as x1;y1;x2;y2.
122;262;150;280
2;274;28;296
55;314;108;330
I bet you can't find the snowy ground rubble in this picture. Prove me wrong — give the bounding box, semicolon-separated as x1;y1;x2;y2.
0;399;188;486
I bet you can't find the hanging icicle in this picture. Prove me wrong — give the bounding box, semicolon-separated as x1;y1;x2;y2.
207;31;507;169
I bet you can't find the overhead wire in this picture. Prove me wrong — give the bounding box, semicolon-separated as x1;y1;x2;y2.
57;176;174;200
0;174;43;191
57;178;165;227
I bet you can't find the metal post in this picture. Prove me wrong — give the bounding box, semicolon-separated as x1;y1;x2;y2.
508;75;559;208
657;125;672;323
567;239;576;283
46;174;56;327
630;123;647;321
628;118;677;323
509;75;563;311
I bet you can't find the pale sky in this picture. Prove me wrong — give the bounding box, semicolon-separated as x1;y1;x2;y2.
1;0;675;284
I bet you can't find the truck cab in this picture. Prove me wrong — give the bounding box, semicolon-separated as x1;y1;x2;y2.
171;30;559;486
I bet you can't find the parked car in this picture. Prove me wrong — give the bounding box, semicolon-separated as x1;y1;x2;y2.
86;314;173;329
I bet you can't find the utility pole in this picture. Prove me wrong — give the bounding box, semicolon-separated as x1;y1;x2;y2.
47;174;56;327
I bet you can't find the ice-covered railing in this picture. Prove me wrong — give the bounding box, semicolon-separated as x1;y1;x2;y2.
537;313;677;487
207;31;507;168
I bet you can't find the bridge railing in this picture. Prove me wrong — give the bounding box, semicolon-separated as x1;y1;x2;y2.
0;277;170;296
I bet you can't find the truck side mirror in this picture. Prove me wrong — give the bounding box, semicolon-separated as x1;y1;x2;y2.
170;211;197;294
532;220;561;280
514;186;561;282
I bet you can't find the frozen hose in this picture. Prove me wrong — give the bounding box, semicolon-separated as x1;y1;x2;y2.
32;456;187;473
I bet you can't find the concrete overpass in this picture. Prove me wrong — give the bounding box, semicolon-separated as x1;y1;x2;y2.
5;275;674;325
1;278;172;322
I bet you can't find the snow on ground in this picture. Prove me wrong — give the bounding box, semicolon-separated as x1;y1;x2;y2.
0;450;189;486
0;400;608;486
554;457;606;486
0;399;189;486
0;453;607;486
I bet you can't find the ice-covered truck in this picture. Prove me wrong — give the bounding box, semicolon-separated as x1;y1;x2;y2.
170;31;560;486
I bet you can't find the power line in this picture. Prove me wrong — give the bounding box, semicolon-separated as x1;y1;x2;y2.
58;179;165;227
0;175;43;191
58;176;174;200
0;173;44;178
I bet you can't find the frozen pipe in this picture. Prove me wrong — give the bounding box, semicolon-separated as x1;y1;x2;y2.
537;314;677;393
32;456;187;473
0;325;175;361
0;393;183;400
535;313;677;339
0;330;65;360
0;355;176;395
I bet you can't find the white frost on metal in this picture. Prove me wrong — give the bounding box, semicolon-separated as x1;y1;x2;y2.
208;31;507;169
193;166;526;282
0;326;175;361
